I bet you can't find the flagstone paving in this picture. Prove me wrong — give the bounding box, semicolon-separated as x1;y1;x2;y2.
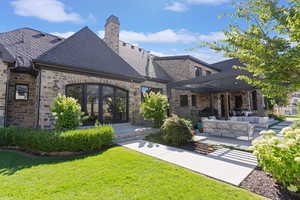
119;140;257;186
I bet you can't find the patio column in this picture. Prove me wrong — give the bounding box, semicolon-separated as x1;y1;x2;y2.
256;90;266;116
209;93;213;113
247;91;251;111
224;92;230;120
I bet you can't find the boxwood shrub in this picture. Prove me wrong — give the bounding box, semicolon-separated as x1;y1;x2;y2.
0;126;115;152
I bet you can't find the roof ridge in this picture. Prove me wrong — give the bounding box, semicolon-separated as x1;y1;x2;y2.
0;27;62;39
211;58;238;65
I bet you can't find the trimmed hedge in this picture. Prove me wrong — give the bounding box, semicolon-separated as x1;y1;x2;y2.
0;126;115;152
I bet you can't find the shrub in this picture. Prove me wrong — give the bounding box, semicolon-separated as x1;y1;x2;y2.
51;94;83;130
161;115;193;146
252;128;300;192
140;92;169;128
0;126;115;152
291;120;300;129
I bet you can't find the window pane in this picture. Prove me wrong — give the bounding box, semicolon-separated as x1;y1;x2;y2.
115;89;128;122
66;85;83;106
192;95;197;107
180;95;188;107
15;84;28;100
86;85;99;125
103;86;114;123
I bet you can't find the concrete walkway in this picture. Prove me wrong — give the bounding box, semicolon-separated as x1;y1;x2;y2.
119;140;257;186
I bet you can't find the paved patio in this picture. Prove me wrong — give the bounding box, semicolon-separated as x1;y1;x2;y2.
119;140;257;186
194;119;295;150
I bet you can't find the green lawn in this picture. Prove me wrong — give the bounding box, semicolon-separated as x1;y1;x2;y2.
0;147;264;200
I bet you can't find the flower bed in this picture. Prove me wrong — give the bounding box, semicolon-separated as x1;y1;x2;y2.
0;126;115;154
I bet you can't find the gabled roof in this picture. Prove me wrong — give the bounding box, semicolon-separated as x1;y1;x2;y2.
118;42;172;82
0;28;63;68
211;58;245;72
154;55;220;72
36;27;144;82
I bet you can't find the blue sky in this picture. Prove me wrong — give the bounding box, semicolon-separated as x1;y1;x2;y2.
0;0;236;63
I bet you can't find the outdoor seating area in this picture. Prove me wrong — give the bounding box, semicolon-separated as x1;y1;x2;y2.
230;116;269;128
202;119;255;141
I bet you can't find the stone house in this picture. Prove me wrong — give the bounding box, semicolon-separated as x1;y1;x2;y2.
0;15;266;129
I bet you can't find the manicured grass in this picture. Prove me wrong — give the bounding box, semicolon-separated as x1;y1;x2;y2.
285;115;300;119
0;147;264;200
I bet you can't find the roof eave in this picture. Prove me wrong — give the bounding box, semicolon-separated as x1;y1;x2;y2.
33;59;146;83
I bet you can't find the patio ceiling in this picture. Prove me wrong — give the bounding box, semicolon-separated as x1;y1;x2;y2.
168;70;256;93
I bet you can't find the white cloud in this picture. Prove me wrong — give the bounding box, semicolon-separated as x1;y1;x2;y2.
98;29;224;44
186;0;231;5
11;0;83;23
164;2;187;12
51;31;75;38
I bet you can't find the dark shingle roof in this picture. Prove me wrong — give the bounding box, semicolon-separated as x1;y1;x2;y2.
36;27;144;82
211;58;245;72
0;43;14;62
154;55;220;72
0;28;63;68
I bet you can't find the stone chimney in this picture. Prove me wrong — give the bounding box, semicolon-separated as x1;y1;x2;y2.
104;15;120;54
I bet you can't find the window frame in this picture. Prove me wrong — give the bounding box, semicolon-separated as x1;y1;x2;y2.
15;84;29;101
65;83;129;124
195;67;202;77
180;95;189;107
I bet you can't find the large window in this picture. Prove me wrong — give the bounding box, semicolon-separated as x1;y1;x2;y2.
180;95;188;107
66;84;128;125
141;86;162;101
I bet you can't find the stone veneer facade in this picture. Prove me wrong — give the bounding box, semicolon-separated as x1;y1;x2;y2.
38;68;167;129
6;72;38;128
0;61;8;126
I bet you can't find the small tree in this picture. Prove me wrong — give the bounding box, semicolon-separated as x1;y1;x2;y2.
51;94;82;130
140;92;169;128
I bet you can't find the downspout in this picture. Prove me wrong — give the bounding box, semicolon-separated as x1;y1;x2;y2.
4;63;11;127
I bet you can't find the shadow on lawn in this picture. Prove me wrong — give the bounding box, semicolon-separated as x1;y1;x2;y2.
0;147;111;176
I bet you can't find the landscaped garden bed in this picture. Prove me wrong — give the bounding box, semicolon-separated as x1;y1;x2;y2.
241;167;299;200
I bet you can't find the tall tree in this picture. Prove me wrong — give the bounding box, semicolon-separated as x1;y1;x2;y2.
206;0;300;101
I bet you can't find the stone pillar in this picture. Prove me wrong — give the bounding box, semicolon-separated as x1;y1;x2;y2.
224;92;230;120
256;90;266;116
0;61;8;127
104;15;120;54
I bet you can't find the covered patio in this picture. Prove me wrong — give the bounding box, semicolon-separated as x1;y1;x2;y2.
168;70;267;120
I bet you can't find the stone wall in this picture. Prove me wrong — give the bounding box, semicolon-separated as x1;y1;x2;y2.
6;72;38;128
155;58;217;81
38;68;167;129
0;61;8;127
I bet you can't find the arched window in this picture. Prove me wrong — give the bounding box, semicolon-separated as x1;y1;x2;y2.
66;84;128;125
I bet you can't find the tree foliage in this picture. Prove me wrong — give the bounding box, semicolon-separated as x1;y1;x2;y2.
140;92;169;128
206;0;300;99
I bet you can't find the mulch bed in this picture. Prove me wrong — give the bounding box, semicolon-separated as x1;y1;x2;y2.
240;167;299;200
181;142;218;155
